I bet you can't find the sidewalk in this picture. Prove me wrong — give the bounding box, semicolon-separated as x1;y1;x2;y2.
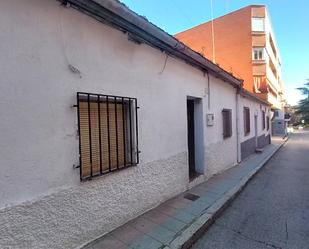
81;138;287;249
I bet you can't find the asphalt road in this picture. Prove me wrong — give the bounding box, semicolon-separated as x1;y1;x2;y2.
192;131;309;249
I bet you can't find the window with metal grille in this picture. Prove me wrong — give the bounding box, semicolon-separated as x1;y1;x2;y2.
262;110;266;130
222;109;232;138
243;107;250;135
76;92;139;180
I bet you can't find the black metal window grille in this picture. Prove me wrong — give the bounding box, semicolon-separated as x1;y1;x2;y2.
76;92;139;180
243;107;250;135
262;110;266;130
222;109;232;138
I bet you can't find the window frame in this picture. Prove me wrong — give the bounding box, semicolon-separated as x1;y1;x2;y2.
253;47;265;61
76;92;139;181
252;17;265;32
222;109;232;139
243;107;250;136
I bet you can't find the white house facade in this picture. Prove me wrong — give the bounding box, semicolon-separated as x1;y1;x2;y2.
0;0;270;248
238;91;272;160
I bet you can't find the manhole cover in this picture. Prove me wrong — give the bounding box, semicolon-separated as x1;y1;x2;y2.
183;193;200;201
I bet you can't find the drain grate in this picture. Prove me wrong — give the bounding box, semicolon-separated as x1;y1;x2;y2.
183;193;200;201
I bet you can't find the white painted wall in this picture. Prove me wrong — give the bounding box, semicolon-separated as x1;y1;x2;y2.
239;95;271;143
0;0;239;248
203;77;238;176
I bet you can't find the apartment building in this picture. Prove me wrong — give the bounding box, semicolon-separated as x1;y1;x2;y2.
175;5;287;135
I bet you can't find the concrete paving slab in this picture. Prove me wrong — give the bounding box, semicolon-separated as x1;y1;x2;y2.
147;226;176;244
164;196;192;210
110;223;144;246
84;235;127;249
172;210;197;224
159;217;187;233
142;209;173;225
155;203;181;217
129;217;158;234
128;234;163;249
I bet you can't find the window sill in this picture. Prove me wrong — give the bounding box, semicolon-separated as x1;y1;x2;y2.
252;60;266;64
80;163;138;181
252;31;266;35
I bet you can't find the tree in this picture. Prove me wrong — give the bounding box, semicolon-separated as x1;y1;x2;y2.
296;80;309;124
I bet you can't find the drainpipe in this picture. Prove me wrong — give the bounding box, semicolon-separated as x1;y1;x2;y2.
236;89;241;163
207;71;210;110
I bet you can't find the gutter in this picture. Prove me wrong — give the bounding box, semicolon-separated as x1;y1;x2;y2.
61;0;243;88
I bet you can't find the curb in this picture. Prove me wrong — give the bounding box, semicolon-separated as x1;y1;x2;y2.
164;140;287;249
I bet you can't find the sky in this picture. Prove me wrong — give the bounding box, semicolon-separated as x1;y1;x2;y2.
121;0;309;106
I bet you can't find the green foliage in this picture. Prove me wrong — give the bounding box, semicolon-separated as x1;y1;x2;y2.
296;80;309;97
296;80;309;124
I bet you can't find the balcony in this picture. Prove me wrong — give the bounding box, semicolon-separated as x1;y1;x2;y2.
266;46;280;72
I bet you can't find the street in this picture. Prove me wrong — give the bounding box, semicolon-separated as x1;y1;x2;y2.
192;131;309;249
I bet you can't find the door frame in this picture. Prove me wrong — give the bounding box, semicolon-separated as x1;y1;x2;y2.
186;97;204;180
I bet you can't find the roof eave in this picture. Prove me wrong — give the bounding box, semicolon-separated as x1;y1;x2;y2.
62;0;242;88
240;89;271;106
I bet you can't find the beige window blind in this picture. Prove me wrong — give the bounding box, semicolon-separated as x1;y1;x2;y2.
77;93;138;180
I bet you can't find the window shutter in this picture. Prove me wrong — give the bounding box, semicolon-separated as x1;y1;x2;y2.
228;111;232;136
244;107;250;135
222;109;232;138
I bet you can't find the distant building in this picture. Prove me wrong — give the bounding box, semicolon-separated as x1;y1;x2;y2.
175;5;287;135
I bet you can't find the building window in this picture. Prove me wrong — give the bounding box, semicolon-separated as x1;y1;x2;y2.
253;48;264;60
243;107;250;135
222;109;232;138
267;116;270;131
77;92;139;180
262;110;266;130
274;110;279;117
252;17;265;32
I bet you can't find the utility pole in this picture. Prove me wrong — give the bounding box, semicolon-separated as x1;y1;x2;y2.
210;0;216;63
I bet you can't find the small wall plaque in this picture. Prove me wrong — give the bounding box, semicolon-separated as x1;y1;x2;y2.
207;113;214;126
